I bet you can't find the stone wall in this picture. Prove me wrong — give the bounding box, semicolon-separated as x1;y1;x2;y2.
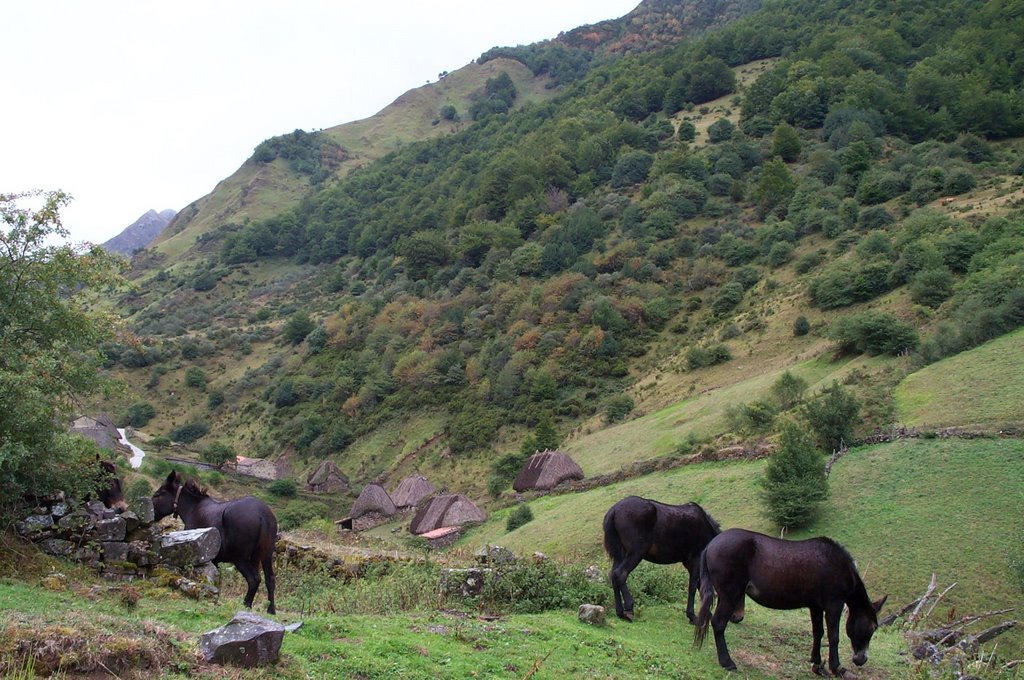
15;493;220;597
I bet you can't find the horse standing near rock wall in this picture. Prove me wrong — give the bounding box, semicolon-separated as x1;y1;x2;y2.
152;471;278;614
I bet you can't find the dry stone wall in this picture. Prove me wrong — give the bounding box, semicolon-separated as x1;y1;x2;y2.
15;493;220;596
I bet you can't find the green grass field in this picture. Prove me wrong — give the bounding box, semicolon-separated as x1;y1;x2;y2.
895;328;1024;429
467;438;1024;656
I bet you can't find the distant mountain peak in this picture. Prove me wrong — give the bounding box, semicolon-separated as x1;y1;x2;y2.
101;208;177;256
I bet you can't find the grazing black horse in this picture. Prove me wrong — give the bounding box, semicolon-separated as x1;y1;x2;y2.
603;495;721;623
695;528;886;676
94;459;127;512
152;471;278;614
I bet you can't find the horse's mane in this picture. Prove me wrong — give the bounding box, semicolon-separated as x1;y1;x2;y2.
703;508;723;535
182;478;210;498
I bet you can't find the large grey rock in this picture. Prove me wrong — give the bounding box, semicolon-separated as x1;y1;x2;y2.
38;538;75;557
119;511;141;533
439;568;490;598
578;604;606;626
58;511;95;533
160;528;221;567
102;541;130;563
95;516;127;542
16;514;54;536
200;611;285;667
194;562;221;587
474;544;516;565
131;497;155;523
50;501;72;519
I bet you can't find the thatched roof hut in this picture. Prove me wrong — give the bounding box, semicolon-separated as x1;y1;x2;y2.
409;494;486;535
306;460;350;494
512;450;584;492
390;475;435;510
336;483;398;532
350;484;397;519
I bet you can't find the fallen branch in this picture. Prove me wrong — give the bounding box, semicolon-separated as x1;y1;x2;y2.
907;573;937;629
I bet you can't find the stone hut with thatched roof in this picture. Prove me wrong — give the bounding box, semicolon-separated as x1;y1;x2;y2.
409;494;486;535
390;474;436;511
306;460;350;494
337;483;397;531
512;450;584;492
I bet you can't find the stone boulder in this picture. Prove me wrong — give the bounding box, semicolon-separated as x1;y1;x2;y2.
159;528;221;567
578;604;606;626
474;544;516;565
200;611;285;668
439;568;490;598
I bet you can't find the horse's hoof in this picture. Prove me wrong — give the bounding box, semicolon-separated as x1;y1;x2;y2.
811;663;828;677
722;661;737;672
622;610;634;622
686;613;696;625
837;668;857;680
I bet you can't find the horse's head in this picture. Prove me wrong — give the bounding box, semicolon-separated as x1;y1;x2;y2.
847;595;887;666
152;470;183;521
96;459;127;513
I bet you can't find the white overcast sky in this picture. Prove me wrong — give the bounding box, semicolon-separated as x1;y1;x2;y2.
2;1;639;245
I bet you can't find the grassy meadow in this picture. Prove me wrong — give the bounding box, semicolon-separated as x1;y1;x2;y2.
894;329;1024;430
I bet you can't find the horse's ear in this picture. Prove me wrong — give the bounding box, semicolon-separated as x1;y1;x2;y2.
165;470;179;486
872;595;888;613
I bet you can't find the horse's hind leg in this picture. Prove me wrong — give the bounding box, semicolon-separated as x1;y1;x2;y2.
236;561;261;610
610;552;644;621
262;553;276;615
710;595;739;671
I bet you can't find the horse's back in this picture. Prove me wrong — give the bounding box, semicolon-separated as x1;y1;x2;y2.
221;496;278;560
705;528;857;609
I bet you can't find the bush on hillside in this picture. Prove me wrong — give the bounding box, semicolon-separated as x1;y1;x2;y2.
802;382;860;452
759;421;828;529
169;421;209;444
686;344;732;370
506;504;534;532
200;441;236;469
604;394;635;423
793;315;811;336
269;479;298;497
829;310;919;356
122;402;156;428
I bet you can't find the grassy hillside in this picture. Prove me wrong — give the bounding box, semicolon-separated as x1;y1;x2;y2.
894;328;1024;429
466;438;1024;652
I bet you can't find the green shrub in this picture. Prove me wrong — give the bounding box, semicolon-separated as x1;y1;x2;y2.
686;343;732;370
506;504;534;532
184;367;206;389
126;478;152;503
269;479;298;497
604;394;635;423
759;421;828;529
480;559;609;614
771;371;808;410
712;282;745;314
726;399;778;434
121;402;156;428
201;441;236;468
277;499;329;531
829;310;919;355
909;268;954;308
803;382;860;452
169;421;209;444
793;315;811;336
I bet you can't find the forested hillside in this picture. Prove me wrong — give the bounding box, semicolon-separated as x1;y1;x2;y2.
108;0;1024;503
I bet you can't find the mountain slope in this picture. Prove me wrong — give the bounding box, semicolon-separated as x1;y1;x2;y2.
100;208;176;255
104;0;1024;511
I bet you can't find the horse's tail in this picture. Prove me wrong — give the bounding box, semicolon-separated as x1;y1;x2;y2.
602;507;624;564
693;548;715;647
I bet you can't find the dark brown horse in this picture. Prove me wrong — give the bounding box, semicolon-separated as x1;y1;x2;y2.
152;471;278;614
94;459;127;512
603;496;721;623
695;528;886;676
